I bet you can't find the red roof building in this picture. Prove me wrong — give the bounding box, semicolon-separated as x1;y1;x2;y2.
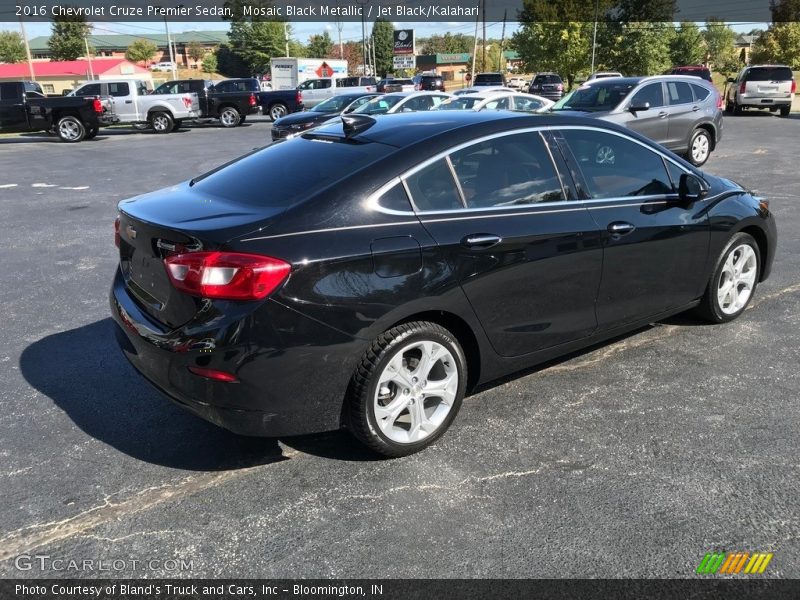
0;58;152;95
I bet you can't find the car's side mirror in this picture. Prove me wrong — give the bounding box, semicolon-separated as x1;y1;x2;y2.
679;173;709;202
629;101;650;113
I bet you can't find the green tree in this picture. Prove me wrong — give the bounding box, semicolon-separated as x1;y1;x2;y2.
49;12;92;61
306;32;332;59
125;39;158;67
327;41;362;74
228;21;286;72
202;51;218;74
513;21;592;89
751;23;800;69
371;19;394;78
670;21;705;66
216;44;250;77
419;32;473;55
469;43;503;74
187;41;206;63
770;0;800;21
703;19;740;77
0;31;26;63
614;22;673;75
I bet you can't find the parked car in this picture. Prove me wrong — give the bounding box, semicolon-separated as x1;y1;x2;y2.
473;72;507;87
111;111;776;456
150;62;176;72
435;91;553;114
668;66;713;83
217;78;305;122
70;79;199;133
528;73;565;101
725;64;795;117
453;86;514;97
507;77;529;90
151;79;260;127
383;78;415;93
349;92;454;116
0;80;117;142
295;77;376;108
376;78;394;93
271;92;379;141
413;74;446;92
587;72;623;81
552;75;723;166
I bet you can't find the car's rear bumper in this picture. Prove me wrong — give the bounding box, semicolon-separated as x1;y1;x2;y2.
738;95;792;107
109;268;362;437
98;115;120;127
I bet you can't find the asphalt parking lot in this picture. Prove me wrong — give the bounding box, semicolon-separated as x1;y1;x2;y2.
0;112;798;579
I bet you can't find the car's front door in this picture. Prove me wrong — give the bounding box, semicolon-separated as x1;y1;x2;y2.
555;127;710;330
620;82;668;144
402;130;603;358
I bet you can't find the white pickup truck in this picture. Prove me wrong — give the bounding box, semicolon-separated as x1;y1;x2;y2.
295;76;377;107
69;79;199;133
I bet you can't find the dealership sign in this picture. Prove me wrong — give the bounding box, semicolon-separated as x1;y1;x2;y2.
393;55;415;69
393;29;415;55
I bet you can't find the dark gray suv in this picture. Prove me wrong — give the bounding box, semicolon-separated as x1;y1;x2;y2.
552;75;723;166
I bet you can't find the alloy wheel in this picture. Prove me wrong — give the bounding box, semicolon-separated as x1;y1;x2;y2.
59;119;80;141
220;109;238;127
692;133;710;164
717;244;757;315
153;115;170;132
373;340;459;444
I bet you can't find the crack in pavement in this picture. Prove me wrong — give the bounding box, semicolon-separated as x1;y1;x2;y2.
1;282;796;559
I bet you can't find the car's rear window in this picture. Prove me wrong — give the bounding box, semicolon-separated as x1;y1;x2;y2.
475;74;503;84
746;67;793;81
191;138;393;207
534;75;562;84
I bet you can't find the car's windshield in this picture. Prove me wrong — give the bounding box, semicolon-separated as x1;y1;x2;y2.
435;97;481;110
313;95;356;113
353;95;403;114
552;82;636;112
475;74;502;84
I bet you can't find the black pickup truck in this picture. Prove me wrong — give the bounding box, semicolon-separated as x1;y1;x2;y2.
0;81;118;142
151;78;304;126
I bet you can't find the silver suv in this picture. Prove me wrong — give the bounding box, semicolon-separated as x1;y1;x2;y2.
552;75;723;166
725;65;795;117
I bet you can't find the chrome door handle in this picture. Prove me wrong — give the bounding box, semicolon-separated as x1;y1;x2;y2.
692;105;700;111
607;222;635;235
658;111;667;118
462;234;502;248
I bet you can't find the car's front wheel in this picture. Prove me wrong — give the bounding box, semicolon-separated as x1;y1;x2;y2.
348;321;467;457
696;232;761;323
688;128;712;166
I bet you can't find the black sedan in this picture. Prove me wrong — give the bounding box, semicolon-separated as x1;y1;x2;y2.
111;111;777;457
270;92;379;141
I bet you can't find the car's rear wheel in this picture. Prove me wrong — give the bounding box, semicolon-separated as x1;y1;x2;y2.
688;129;711;167
219;107;240;128
150;111;174;133
779;105;790;118
56;115;85;142
696;232;760;323
268;103;288;121
348;321;467;457
733;100;743;115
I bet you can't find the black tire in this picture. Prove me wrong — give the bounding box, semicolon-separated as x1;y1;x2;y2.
687;128;712;167
238;115;247;124
56;115;86;143
219;106;240;128
268;102;288;122
695;232;761;323
779;105;790;118
172;119;183;130
84;126;98;140
150;111;174;133
348;321;468;457
732;99;743;115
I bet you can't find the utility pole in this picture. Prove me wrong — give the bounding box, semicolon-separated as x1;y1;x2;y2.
470;10;479;84
18;17;35;82
284;21;289;57
499;9;506;72
356;0;368;75
84;36;94;80
481;0;486;71
163;17;177;81
590;0;599;74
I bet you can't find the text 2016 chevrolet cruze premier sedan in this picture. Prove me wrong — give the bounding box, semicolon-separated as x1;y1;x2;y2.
111;112;776;457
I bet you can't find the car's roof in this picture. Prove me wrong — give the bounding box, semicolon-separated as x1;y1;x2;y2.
309;110;637;148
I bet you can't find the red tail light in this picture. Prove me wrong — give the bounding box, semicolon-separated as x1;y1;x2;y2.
296;91;302;104
249;93;256;107
716;92;724;109
114;216;120;248
739;81;746;95
164;252;291;301
792;79;797;94
187;366;238;383
93;97;103;113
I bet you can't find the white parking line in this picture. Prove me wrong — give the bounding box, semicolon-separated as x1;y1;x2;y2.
32;183;57;188
0;184;17;189
59;186;89;190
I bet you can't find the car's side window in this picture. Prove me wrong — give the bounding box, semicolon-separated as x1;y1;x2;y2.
512;96;542;112
450;132;565;208
483;97;510;110
430;96;446;107
375;183;414;212
665;160;687;191
76;83;101;96
319;79;332;89
630;83;664;108
108;82;129;97
690;84;711;102
666;81;693;105
560;129;674;199
404;159;464;211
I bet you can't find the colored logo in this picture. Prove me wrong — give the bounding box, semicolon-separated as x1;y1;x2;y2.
696;552;773;575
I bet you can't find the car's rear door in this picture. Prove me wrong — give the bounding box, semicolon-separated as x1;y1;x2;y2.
664;80;698;151
403;129;603;358
554;126;710;330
